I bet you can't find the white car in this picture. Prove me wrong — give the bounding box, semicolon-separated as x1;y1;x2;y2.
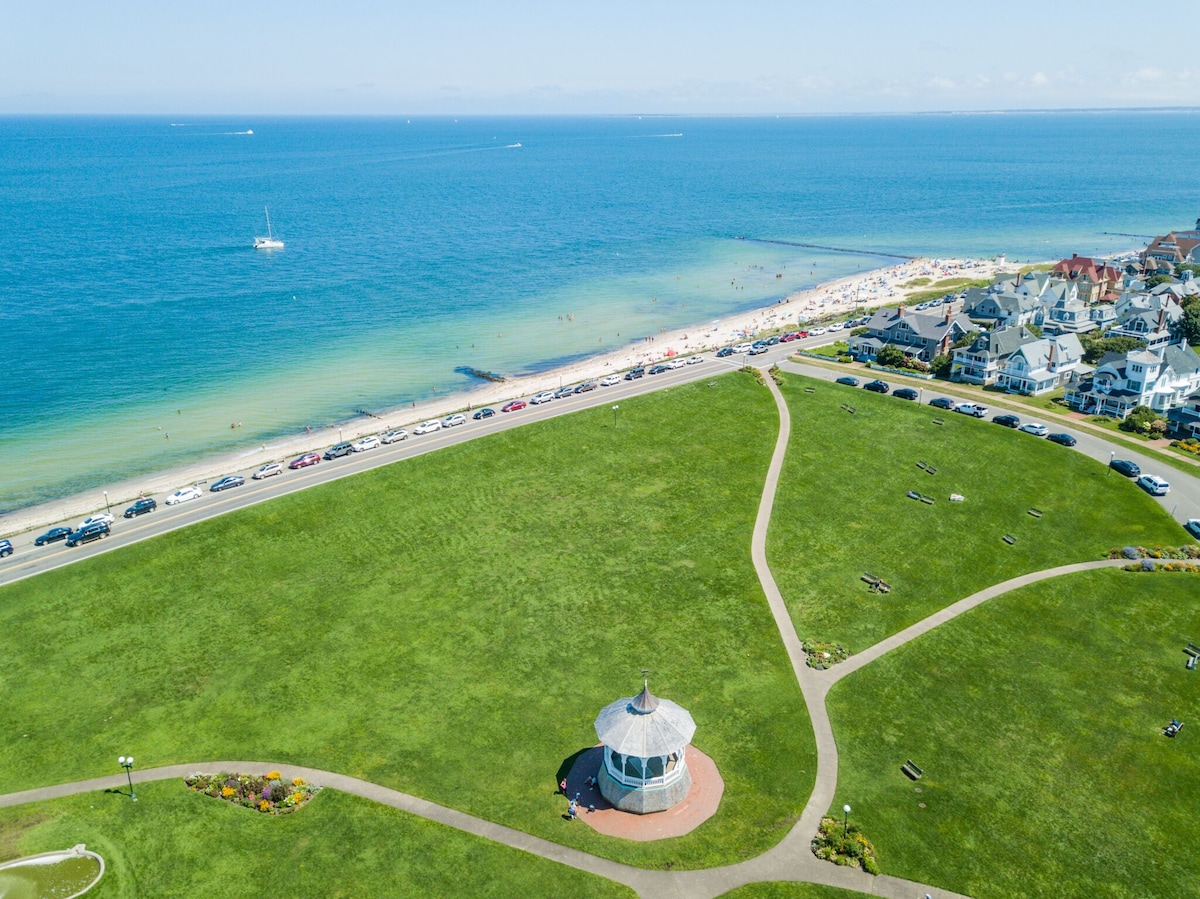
732;342;753;354
1018;422;1048;437
253;461;283;479
79;513;115;529
530;391;555;405
667;358;687;369
441;414;466;428
600;375;621;387
165;486;202;506
1136;474;1170;496
828;322;843;332
413;420;441;435
353;435;381;452
380;428;408;444
810;327;827;336
954;402;988;418
685;355;704;365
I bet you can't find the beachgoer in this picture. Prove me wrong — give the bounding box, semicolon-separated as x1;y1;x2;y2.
568;799;577;820
559;779;567;795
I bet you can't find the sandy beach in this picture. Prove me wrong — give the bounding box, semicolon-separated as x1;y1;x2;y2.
1;256;1008;538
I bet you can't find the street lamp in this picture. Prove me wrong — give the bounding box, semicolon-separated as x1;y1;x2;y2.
103;491;111;515
338;427;343;443
612;405;619;430
843;804;851;839
118;756;137;802
1107;451;1114;476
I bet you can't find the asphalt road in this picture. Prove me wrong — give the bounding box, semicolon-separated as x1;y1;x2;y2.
3;336;1198;588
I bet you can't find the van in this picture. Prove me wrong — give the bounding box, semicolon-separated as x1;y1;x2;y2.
66;522;110;547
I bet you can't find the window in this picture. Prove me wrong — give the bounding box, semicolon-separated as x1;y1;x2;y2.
624;756;643;779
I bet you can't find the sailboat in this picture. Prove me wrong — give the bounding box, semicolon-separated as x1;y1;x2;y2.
254;207;284;249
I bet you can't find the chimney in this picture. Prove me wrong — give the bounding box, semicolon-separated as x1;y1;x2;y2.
897;303;905;317
1158;307;1167;332
944;304;952;323
1047;339;1056;370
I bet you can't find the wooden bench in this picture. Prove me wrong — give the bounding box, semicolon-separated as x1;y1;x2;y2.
1003;533;1017;545
931;417;945;426
1185;643;1200;658
841;404;856;414
875;580;891;594
916;460;927;470
925;465;938;476
907;490;922;501
804;387;815;394
861;572;880;587
1188;655;1197;671
919;494;935;504
901;760;924;780
1027;507;1043;518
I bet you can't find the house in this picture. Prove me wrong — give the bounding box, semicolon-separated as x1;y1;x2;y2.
995;334;1087;395
1064;341;1200;418
1141;222;1200;271
951;325;1040;386
963;288;1044;329
1049;254;1123;304
1042;288;1098;335
848;304;975;364
1109;295;1182;352
1166;388;1200;439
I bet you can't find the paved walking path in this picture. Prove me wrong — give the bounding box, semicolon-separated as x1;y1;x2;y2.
0;372;1135;899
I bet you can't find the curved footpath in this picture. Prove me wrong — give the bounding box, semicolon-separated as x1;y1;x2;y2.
0;373;1143;899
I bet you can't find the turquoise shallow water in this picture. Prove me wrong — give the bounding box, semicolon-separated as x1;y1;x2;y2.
2;113;1199;513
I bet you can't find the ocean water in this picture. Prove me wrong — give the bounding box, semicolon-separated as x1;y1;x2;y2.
2;112;1199;514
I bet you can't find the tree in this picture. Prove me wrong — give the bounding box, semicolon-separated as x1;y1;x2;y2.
1080;334;1147;365
1172;302;1200;346
930;353;953;378
1026;323;1043;338
953;330;981;349
875;345;906;368
1145;274;1174;288
1120;405;1161;435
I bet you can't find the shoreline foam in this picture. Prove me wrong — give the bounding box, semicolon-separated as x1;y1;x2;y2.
1;256;1009;537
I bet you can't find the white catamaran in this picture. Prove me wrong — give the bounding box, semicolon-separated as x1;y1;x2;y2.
254;207;284;249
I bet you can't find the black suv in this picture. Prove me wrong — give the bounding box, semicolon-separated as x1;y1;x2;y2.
928;397;955;409
66;522;109;547
835;376;859;387
864;380;890;393
624;368;645;380
124;497;157;518
894;387;919;401
324;442;355;460
0;539;12;558
1110;459;1140;478
993;414;1021;428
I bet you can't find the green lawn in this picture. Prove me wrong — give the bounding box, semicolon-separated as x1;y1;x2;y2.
767;376;1186;650
0;373;814;871
827;568;1200;898
0;783;635;898
718;884;866;899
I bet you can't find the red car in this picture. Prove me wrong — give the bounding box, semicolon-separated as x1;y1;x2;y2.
288;452;321;469
796;330;809;338
779;332;798;342
501;400;527;412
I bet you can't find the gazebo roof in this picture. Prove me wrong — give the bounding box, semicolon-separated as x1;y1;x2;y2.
594;683;696;758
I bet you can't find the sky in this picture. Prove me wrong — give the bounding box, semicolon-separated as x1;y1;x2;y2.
3;0;1198;115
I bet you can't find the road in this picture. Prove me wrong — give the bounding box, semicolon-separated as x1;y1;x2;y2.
2;336;1197;588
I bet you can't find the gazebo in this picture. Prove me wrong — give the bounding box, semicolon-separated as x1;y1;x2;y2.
593;680;696;814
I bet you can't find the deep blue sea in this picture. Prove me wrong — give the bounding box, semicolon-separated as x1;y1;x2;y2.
3;112;1199;514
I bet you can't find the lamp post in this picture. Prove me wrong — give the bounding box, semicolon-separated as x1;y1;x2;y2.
1107;450;1114;476
338;427;343;443
103;491;111;516
118;756;137;802
612;405;619;430
843;804;851;840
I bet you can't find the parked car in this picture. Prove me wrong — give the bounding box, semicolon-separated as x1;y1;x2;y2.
324;442;355;459
289;452;321;469
530;391;555;404
765;336;781;346
894;387;919;401
779;332;798;343
35;526;75;545
165;486;202;505
553;387;575;399
501;400;527;412
472;408;496;420
0;538;12;557
649;364;670;374
66;523;109;547
79;513;115;529
732;343;753;354
123;497;157;518
1018;423;1049;437
667;358;687;369
441;414;466;428
210;475;245;492
810;327;827;336
1109;458;1140;478
1047;432;1077;447
992;414;1021;428
253;461;284;479
928;397;955;410
575;381;598;392
1184;519;1200;539
835;376;860;387
748;344;769;356
716;347;735;357
624;367;645;380
380;428;409;443
413;420;442;435
864;379;890;393
353;435;381;451
600;375;622;386
1136;474;1170;496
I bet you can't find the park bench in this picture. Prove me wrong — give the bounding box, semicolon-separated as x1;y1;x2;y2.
919;494;935;504
841;404;856;414
1185;643;1200;658
861;572;880;587
907;490;922;501
1165;720;1184;738
1188;655;1197;671
804;387;815;394
917;460;927;470
874;580;891;594
925;465;937;475
1027;507;1043;518
901;760;924;780
1003;533;1017;545
931;417;945;426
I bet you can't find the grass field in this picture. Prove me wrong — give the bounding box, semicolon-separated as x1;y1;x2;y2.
767;376;1187;650
0;373;814;871
718;884;866;899
827;568;1200;898
0;782;635;898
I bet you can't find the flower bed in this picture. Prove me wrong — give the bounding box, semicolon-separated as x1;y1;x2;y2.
811;815;880;874
802;640;850;669
1107;545;1200;561
185;771;318;814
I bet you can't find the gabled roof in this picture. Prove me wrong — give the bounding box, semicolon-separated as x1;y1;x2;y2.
1165;342;1200;378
